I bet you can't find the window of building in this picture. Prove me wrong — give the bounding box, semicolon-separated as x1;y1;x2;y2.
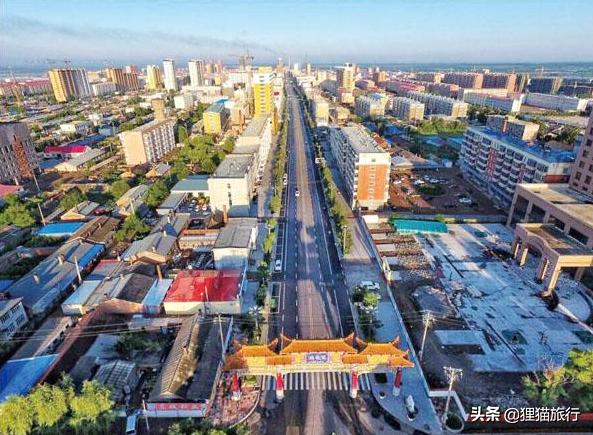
575;171;582;180
0;312;9;324
579;161;585;169
586;176;592;185
569;227;588;246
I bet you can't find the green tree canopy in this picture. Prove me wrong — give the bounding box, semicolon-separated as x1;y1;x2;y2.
269;196;281;214
222;137;235;154
60;188;86;211
110;179;131;200
29;383;69;429
145;180;170;208
0;200;37;228
116;212;150;242
68;381;114;431
0;395;34;435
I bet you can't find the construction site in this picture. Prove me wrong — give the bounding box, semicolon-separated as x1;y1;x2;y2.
366;220;593;407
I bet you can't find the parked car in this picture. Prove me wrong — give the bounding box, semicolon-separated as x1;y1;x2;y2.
295;189;300;197
274;259;283;272
360;281;380;291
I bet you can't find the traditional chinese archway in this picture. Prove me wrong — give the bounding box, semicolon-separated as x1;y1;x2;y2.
224;333;414;400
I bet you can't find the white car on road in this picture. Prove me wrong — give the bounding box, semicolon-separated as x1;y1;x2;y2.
274;259;282;272
295;189;300;197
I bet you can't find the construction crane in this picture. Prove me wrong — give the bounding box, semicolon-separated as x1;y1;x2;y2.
8;67;23;107
228;50;254;71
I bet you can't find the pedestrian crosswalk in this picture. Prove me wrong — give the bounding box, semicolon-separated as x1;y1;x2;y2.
262;372;371;392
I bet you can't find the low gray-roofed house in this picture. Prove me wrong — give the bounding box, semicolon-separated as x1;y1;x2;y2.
212;218;258;269
148;316;230;406
11;316;73;360
61;200;100;221
171;175;210;198
54;148;106;172
149;315;200;402
156;192;187;216
147;163;172;179
93;360;140;402
142;278;173;315
8;240;104;314
116;184;150;208
122;214;190;264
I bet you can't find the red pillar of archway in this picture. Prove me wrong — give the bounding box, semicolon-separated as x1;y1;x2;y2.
350;370;359;399
393;368;402;397
275;372;284;401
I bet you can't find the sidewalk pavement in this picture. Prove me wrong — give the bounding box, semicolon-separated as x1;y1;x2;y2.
321;136;443;433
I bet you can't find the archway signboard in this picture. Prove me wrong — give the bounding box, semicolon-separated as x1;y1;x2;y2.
224;333;414;399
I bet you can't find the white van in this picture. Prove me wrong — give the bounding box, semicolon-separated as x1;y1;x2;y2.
125;415;137;435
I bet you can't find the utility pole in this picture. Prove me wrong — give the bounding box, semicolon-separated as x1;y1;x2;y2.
419;310;435;361
442;367;463;424
141;399;150;433
217;313;225;360
37;203;46;226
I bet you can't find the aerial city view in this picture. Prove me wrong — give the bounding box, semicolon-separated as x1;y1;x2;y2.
1;0;593;434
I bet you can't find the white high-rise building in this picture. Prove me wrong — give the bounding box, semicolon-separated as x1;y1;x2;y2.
188;59;205;88
163;58;177;91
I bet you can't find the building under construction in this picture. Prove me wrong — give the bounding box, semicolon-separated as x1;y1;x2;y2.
0;122;39;184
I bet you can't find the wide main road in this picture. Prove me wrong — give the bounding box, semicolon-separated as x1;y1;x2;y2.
261;81;376;435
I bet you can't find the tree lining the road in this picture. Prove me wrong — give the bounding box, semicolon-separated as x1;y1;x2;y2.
0;376;114;435
270;104;289;214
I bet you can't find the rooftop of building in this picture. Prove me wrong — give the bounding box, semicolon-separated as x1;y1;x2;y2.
164;269;242;303
516;184;593;230
213;218;257;249
519;223;592;256
205;101;226;113
126;117;174;133
171;175;209;193
213;154;254;178
37;221;86;237
336;125;387;154
467;126;575;163
241;116;269;138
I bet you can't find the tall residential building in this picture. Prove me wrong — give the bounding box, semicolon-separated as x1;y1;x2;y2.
524;93;588;112
460;126;574;207
329;125;391;210
354;93;389;120
306;63;312;75
570;112;593;196
203;101;229;134
276;58;284;74
514;73;529;93
123;72;139;91
443;72;483;89
486;115;539;142
125;65;139;74
48;68;91;102
372;69;386;85
91;82;117;97
105;67;126;91
336;63;355;91
151;98;166;120
312;97;330;126
463;92;522;113
529;77;562;94
414;72;444;83
163;58;177;91
119;118;176;165
234;116;272;179
188;60;205;87
482;73;517;92
0;122;39;183
391;97;425;121
408;92;468;118
146;65;163;90
252;67;274;117
208;154;256;217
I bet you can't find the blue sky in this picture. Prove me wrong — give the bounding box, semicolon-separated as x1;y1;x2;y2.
2;0;593;67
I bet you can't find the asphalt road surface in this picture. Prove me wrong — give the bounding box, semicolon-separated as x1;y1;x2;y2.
260;81;385;435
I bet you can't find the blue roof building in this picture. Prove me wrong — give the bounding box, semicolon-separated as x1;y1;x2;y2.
0;355;57;403
37;222;86;238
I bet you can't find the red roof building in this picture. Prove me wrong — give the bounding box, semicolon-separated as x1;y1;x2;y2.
163;269;244;315
44;145;90;158
0;184;24;199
